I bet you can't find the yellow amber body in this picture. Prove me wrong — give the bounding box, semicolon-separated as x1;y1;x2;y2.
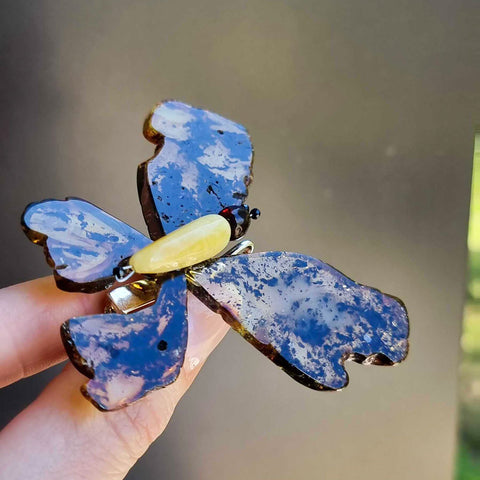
130;214;231;274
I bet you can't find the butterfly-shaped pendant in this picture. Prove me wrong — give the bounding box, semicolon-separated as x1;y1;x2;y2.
21;101;409;411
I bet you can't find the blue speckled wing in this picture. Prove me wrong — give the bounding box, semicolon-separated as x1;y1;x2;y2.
62;274;188;411
22;198;151;292
138;101;253;239
192;252;409;390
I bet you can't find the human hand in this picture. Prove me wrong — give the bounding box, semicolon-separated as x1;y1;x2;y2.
0;276;229;479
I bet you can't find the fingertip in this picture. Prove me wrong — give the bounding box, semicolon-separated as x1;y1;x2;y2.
0;276;105;387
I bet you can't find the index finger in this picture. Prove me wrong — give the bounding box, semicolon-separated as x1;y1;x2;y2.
0;276;105;388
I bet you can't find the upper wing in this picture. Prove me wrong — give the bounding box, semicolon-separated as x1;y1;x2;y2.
62;274;188;411
191;251;409;390
22;198;151;292
138;101;253;239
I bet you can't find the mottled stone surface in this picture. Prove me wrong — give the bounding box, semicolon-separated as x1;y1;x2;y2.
22;198;151;292
138;101;253;239
193;252;409;390
21;102;409;409
62;274;187;411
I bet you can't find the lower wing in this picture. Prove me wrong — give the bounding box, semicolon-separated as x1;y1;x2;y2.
62;274;187;411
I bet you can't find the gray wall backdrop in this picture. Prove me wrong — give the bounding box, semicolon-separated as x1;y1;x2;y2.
1;1;479;479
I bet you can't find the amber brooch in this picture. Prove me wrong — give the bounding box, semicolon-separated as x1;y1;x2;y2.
21;101;409;411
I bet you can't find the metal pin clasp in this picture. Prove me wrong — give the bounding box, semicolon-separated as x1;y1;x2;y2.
223;239;254;257
106;279;160;314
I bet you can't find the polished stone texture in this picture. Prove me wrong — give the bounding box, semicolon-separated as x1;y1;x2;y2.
62;274;188;411
20;101;410;409
22;198;151;292
139;101;253;240
130;214;231;274
193;252;409;390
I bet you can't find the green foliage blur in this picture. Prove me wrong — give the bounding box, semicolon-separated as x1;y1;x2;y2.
456;134;480;479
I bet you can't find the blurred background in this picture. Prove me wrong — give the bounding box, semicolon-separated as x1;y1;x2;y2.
457;134;480;479
1;1;479;479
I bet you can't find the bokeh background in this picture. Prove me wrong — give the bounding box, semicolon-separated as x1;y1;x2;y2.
458;134;480;479
1;1;479;479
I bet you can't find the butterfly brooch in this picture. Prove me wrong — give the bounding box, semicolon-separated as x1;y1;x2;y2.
21;101;409;411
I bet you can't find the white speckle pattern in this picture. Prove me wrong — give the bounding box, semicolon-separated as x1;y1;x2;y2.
22;198;151;291
65;275;188;410
140;101;253;236
194;252;409;390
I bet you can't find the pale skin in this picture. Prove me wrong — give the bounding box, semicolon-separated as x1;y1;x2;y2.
0;276;230;479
